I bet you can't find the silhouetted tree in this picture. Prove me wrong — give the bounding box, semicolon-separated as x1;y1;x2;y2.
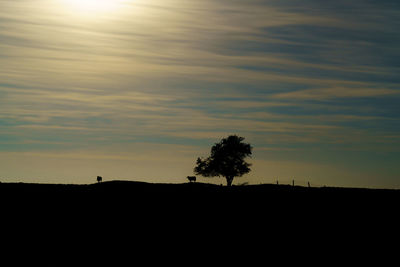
194;135;252;186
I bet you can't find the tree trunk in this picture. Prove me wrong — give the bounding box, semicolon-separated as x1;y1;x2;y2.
226;176;234;186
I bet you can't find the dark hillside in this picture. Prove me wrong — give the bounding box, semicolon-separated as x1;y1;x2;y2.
1;179;398;198
1;180;398;261
2;180;398;242
1;180;398;210
0;180;393;199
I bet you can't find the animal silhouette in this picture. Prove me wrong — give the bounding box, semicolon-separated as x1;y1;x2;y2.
97;176;102;183
187;176;196;183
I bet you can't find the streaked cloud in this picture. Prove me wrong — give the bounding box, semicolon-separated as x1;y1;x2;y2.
273;86;400;100
0;0;399;187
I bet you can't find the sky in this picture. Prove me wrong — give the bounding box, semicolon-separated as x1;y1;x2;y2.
0;0;399;188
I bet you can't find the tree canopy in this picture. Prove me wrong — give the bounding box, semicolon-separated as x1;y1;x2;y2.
194;135;252;186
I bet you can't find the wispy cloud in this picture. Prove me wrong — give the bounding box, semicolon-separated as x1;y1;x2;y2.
273;86;400;100
0;0;399;187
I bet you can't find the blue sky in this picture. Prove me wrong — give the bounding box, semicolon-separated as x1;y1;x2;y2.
0;0;399;187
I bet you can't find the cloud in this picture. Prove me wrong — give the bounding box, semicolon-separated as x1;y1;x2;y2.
273;86;400;100
1;0;400;186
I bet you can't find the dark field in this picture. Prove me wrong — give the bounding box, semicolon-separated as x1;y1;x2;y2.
2;180;398;239
1;180;398;263
2;179;399;198
1;180;398;212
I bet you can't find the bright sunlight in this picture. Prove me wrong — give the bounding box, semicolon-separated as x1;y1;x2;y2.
61;0;128;17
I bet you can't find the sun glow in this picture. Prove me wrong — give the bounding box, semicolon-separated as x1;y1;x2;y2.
61;0;127;17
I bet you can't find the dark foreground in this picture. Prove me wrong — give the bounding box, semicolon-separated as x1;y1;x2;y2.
1;180;398;212
1;181;398;263
2;180;398;232
1;179;399;197
2;180;397;224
